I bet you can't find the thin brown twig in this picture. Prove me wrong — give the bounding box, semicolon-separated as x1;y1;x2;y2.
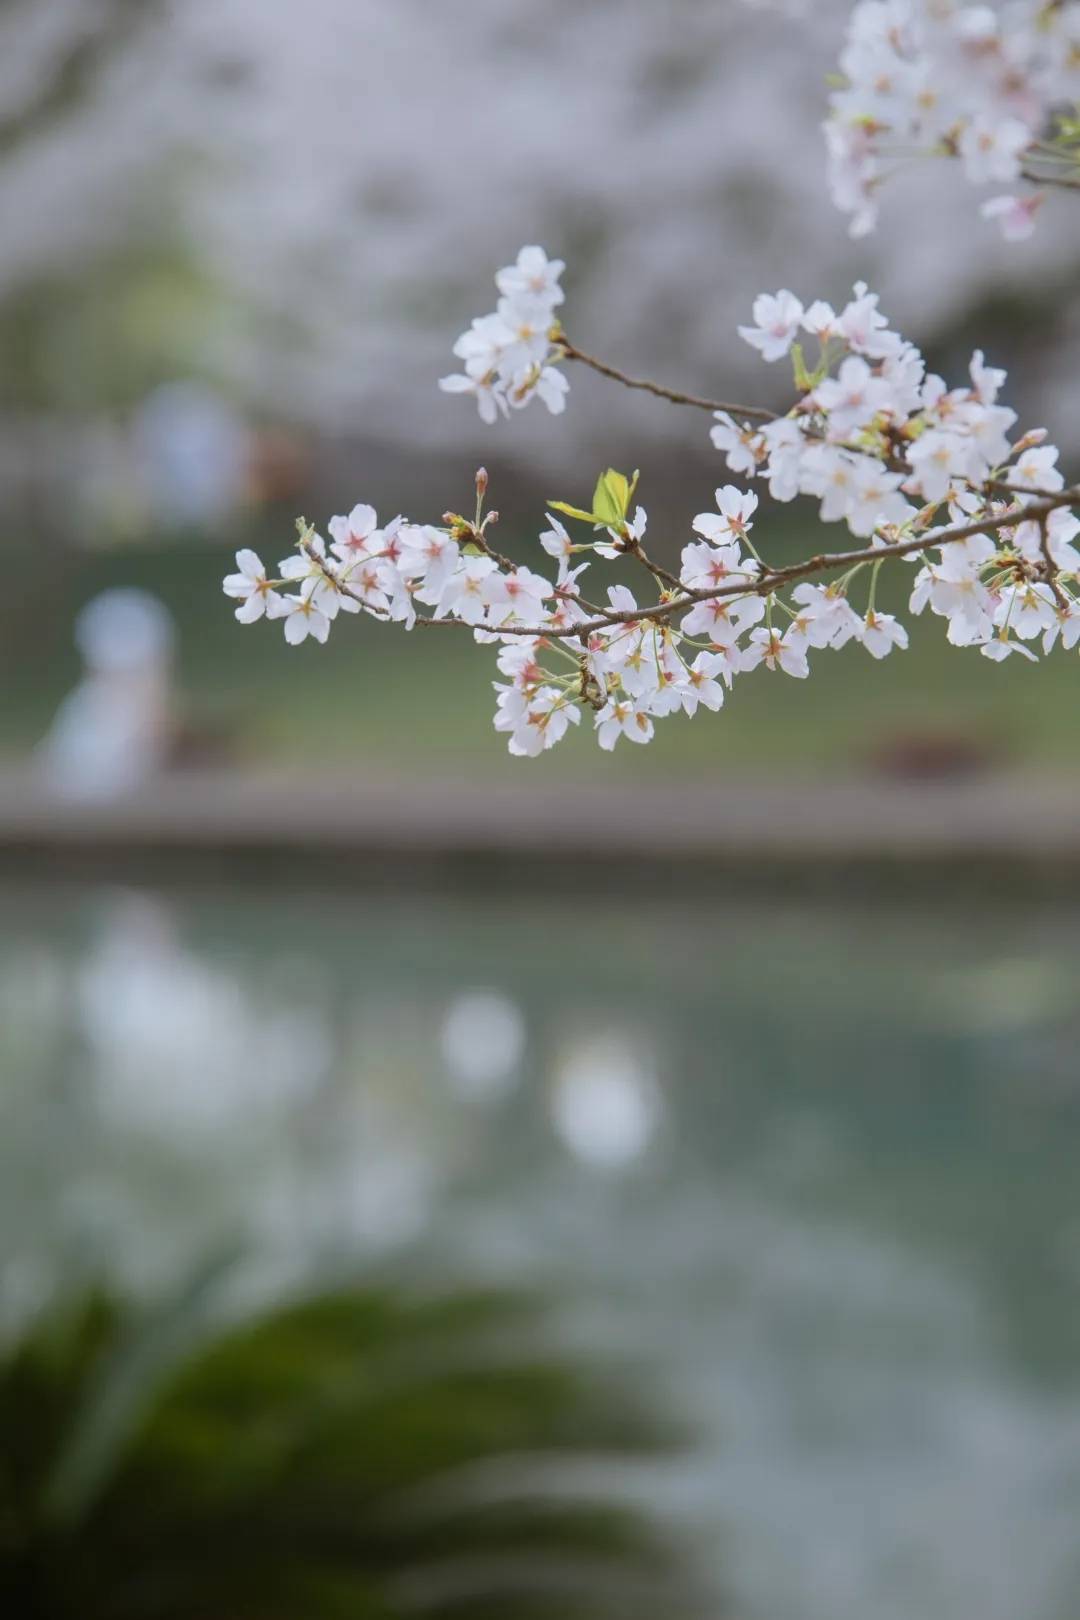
1019;167;1080;192
624;536;684;594
987;479;1066;501
1036;510;1070;610
472;532;515;573
558;336;777;422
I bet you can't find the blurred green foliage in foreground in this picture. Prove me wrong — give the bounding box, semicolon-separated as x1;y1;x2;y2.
1;1278;699;1620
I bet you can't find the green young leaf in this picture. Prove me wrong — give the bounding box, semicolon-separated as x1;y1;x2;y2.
591;469;625;527
548;500;602;525
550;468;638;532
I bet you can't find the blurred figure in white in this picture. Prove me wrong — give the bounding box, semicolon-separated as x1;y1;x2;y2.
39;589;175;799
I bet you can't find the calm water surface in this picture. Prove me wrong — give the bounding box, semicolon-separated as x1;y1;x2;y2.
3;881;1080;1620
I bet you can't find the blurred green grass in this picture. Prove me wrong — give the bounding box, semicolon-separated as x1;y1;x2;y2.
4;525;1078;780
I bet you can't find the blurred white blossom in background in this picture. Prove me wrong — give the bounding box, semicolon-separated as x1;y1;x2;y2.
1;0;1078;461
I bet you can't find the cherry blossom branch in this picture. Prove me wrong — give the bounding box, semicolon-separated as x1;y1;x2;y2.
306;486;1080;644
557;336;776;422
559;332;903;473
229;245;1080;755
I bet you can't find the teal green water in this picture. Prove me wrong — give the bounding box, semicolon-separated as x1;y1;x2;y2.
3;882;1080;1620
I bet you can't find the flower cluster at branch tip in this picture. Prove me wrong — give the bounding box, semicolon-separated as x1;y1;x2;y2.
226;251;1078;756
717;279;1079;661
826;0;1080;238
438;245;569;423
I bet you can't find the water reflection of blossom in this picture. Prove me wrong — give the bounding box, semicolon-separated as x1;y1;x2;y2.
550;1031;661;1170
78;895;329;1135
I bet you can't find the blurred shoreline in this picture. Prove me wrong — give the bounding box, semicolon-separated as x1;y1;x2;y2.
2;765;1079;892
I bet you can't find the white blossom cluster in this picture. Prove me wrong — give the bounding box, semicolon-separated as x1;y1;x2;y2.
826;0;1080;239
225;251;1078;757
715;282;1080;658
437;246;569;424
